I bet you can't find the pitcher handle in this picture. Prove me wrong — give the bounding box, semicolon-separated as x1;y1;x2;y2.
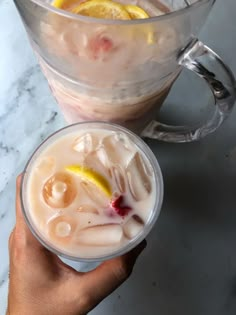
141;38;236;143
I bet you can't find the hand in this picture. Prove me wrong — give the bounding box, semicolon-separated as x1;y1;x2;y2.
7;175;146;315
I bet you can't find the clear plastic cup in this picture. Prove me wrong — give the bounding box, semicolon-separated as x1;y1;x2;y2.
21;122;164;261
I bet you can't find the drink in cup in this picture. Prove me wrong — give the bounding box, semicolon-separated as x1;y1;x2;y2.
21;122;163;260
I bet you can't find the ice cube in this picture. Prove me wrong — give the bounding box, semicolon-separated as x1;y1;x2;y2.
102;133;133;166
126;152;152;201
35;156;55;177
95;146;110;168
114;132;132;149
133;215;144;224
111;165;126;194
43;172;77;208
51;181;68;200
55;222;72;238
73;133;98;154
74;212;105;230
77;204;99;214
76;224;123;246
60;22;81;56
80;181;109;208
84;150;111;178
123;216;144;239
48;215;76;244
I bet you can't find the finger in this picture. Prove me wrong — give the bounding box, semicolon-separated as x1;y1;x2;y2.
10;175;62;273
15;174;28;225
14;174;44;248
8;228;15;250
73;240;147;312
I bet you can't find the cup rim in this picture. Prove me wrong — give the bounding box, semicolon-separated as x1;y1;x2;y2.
29;0;213;25
21;121;164;262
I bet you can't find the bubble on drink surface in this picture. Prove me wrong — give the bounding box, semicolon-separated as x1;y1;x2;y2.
102;133;133;165
80;181;109;208
73;133;99;154
126;152;152;201
43;172;77;208
35;156;55;177
77;204;99;214
76;224;123;246
48;215;76;244
123;215;144;239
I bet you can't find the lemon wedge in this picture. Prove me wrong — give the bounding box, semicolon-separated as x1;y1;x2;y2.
72;0;131;20
65;164;112;197
124;4;149;19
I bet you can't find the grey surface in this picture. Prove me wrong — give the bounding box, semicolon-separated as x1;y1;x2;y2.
1;0;236;314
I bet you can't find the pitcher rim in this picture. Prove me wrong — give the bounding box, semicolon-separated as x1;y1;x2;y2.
28;0;214;25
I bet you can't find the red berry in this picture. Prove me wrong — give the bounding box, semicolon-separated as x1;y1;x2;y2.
89;36;113;59
111;196;132;217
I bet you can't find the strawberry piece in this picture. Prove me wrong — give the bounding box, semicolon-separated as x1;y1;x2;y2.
111;195;132;217
88;36;113;60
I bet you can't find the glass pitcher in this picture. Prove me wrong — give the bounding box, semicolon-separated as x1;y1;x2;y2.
14;0;236;142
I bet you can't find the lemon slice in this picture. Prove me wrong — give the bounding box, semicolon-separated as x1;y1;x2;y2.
124;4;154;44
65;164;112;197
124;4;149;19
52;0;64;8
72;0;131;20
52;0;79;9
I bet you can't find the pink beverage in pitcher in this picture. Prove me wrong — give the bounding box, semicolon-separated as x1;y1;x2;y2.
21;123;163;260
15;0;236;142
38;0;179;133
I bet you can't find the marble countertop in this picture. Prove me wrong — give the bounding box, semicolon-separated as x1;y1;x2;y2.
1;0;236;314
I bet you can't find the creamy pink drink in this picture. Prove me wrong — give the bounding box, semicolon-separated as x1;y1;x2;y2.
21;123;163;260
37;0;179;133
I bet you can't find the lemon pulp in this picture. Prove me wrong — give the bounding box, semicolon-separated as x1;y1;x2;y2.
65;164;112;197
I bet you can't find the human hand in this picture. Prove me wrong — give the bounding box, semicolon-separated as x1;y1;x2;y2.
7;175;146;315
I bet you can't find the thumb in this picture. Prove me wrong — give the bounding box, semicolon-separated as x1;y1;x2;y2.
12;174;46;249
71;240;147;313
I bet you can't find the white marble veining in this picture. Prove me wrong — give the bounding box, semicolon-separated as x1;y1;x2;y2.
0;1;65;311
1;0;236;314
